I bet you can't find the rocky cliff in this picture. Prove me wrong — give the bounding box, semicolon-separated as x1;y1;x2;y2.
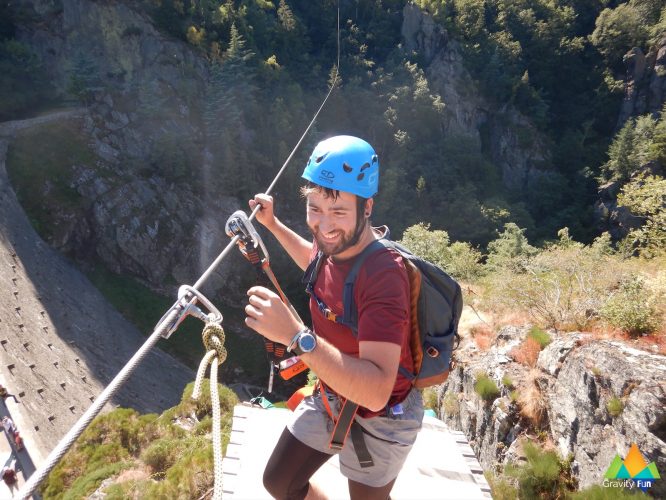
437;325;666;496
401;3;550;192
5;1;552;301
617;35;666;129
9;0;256;300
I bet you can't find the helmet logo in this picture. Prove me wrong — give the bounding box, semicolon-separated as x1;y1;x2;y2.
318;169;335;183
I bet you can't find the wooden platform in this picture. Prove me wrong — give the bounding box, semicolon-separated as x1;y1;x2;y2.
222;404;492;499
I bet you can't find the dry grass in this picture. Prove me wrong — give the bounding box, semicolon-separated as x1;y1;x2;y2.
116;468;150;483
517;369;548;428
511;337;542;367
470;324;495;351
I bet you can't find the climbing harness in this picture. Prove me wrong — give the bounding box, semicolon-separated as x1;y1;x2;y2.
225;210;307;391
16;4;341;498
192;321;227;500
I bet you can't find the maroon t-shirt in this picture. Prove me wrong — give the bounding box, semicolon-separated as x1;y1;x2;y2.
309;242;414;417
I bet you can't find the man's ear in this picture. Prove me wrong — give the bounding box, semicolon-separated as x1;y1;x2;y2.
364;198;374;217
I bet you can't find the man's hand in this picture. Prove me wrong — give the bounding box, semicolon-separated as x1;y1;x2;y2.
245;286;303;345
249;193;277;230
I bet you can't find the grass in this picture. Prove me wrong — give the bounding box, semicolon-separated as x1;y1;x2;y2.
42;381;239;498
474;374;500;402
527;326;551;348
607;397;624;418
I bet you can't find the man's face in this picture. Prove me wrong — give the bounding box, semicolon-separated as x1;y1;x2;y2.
306;190;368;257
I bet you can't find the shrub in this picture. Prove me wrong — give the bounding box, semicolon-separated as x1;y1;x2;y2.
527;326;551;348
398;222;483;281
502;375;514;388
471;324;494;351
607;397;624;418
601;275;660;336
485;471;518;500
141;439;178;473
474;374;500;402
505;442;576;498
484;241;615;330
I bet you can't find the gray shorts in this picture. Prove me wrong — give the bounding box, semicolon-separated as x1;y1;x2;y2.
287;387;424;487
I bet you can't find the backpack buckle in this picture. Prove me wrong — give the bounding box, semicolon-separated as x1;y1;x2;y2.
425;345;439;357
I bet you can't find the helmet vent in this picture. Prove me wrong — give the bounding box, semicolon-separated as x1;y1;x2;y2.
371;155;378;165
357;173;365;181
316;154;328;164
342;162;353;173
359;162;370;172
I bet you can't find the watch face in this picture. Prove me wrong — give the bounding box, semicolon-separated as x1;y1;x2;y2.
299;333;316;352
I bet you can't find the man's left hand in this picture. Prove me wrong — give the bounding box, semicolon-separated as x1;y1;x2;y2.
245;286;302;344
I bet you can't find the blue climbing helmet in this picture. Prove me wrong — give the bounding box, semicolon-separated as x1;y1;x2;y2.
302;135;379;198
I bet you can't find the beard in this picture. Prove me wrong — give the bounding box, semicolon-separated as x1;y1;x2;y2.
312;212;367;257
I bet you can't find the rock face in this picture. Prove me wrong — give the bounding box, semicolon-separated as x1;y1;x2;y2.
0;113;194;464
9;0;253;299
401;3;549;192
439;326;666;496
617;35;666;129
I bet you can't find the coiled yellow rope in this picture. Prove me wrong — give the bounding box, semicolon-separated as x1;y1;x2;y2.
192;323;227;500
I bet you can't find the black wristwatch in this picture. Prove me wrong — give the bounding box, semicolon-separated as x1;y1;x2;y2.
287;328;317;356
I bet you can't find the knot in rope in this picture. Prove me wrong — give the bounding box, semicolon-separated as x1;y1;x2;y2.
191;321;229;500
202;322;227;363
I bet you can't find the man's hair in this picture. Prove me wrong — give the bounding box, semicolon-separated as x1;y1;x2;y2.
300;182;368;215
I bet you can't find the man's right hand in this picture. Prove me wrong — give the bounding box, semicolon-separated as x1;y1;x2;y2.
249;193;277;230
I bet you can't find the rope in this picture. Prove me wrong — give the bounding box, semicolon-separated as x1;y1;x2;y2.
194;4;341;290
16;4;342;497
192;323;227;500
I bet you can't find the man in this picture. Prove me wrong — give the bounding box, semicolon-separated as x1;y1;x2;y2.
245;135;423;500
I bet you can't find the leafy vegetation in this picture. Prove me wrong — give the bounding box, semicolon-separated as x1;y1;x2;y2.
6;0;664;245
41;381;239;499
607;397;625;418
474;373;500;402
527;326;551;349
504;442;576;499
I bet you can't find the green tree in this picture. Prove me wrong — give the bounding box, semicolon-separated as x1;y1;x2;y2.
617;175;666;255
590;3;649;72
486;223;538;272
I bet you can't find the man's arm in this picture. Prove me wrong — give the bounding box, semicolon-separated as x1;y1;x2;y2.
299;337;401;411
250;194;312;271
245;286;400;411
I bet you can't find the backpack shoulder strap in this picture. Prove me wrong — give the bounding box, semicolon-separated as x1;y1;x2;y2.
302;250;325;292
343;230;395;334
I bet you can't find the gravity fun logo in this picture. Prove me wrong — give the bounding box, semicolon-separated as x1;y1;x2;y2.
604;443;660;492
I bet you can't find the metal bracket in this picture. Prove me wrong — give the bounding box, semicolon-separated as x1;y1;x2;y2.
225;210;270;263
156;285;223;339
